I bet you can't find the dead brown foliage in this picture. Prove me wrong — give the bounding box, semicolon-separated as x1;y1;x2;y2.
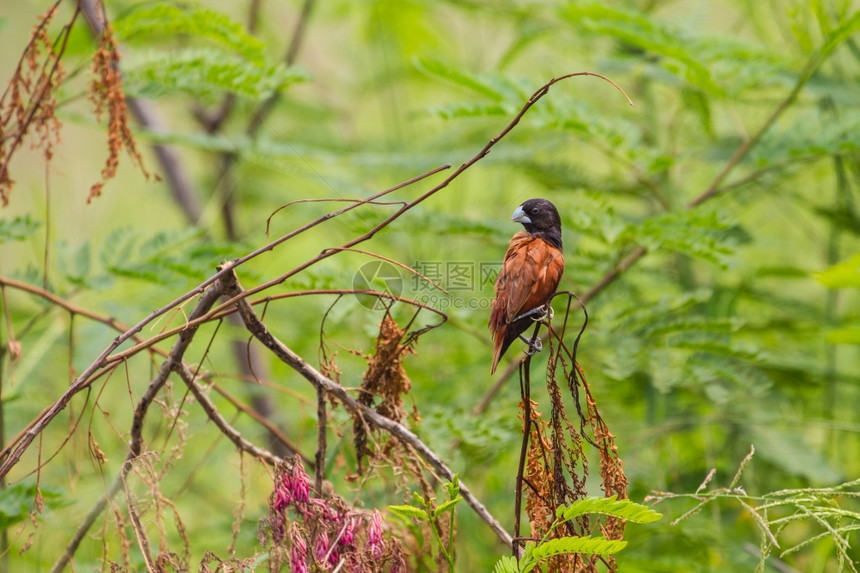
0;1;149;207
514;296;628;571
87;20;150;202
354;312;415;473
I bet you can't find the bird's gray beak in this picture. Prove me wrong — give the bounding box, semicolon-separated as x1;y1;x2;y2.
511;205;531;224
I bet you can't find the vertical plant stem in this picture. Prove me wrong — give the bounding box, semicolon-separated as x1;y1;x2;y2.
315;386;326;493
0;347;6;571
513;322;541;558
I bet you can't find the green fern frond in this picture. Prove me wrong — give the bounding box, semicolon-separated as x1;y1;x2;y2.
114;4;268;63
122;48;307;101
631;208;738;266
528;535;628;561
559;3;723;95
493;555;519;573
413;58;525;102
555;496;663;524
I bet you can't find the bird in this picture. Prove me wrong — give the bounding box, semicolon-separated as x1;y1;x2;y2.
489;198;565;374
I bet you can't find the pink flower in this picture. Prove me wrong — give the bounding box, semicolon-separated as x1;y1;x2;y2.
367;510;386;559
314;529;331;563
339;517;355;547
290;462;310;504
269;510;286;543
390;552;407;573
289;526;308;573
274;475;292;512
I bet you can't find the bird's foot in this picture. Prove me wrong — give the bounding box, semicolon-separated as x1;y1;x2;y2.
519;334;542;355
514;304;553;323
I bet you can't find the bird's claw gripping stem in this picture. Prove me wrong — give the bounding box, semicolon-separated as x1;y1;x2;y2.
513;304;553;323
519;334;542;355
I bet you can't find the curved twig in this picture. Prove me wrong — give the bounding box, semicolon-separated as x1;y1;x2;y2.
219;265;514;548
0;71;630;481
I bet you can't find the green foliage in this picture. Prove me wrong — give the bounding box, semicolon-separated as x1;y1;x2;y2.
817;252;860;288
99;227;246;285
0;215;39;244
653;448;860;573
1;0;859;570
114;4;307;101
0;483;64;529
493;497;661;573
560;3;723;95
388;477;462;571
114;4;268;62
556;495;663;524
630;208;739;267
816;252;860;344
121;48;306;101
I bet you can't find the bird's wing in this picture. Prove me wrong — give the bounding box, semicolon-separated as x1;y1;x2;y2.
501;234;564;323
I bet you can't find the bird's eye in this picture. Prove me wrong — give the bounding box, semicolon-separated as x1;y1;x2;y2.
530;207;539;215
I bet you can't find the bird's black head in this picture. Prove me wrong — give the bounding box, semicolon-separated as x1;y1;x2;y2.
511;198;563;250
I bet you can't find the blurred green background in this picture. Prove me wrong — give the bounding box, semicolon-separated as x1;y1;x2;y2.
1;0;859;570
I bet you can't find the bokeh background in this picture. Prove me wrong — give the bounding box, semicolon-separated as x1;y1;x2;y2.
1;0;859;570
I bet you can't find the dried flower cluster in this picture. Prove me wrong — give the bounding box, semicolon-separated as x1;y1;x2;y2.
0;1;66;206
354;313;415;473
514;315;629;571
0;2;151;207
88;22;150;202
262;458;405;572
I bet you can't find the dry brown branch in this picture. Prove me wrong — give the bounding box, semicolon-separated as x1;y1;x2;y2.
219;264;515;548
0;155;440;477
50;275;284;570
506;289;627;570
2;72;634;566
174;364;281;466
3;69;614;477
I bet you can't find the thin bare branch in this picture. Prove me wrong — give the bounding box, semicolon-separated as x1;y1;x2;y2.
219;264;514;548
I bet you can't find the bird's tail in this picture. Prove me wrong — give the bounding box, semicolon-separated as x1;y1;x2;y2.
490;336;503;374
489;300;506;374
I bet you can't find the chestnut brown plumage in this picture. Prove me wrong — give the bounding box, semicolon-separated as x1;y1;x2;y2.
489;198;564;373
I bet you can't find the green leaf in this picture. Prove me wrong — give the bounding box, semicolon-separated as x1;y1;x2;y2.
0;483;64;529
99;228;245;285
387;504;427;520
631;208;737;266
816;10;860;61
432;496;462;517
413;58;518;102
556;496;663;524
815;252;860;288
0;215;40;244
425;101;509;119
517;536;629;572
444;474;460;499
114;4;268;63
559;3;724;95
122;48;307;102
57;241;91;286
530;536;628;560
492;555;519;573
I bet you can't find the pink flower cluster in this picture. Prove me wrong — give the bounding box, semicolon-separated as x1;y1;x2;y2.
275;462;311;512
269;460;403;572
